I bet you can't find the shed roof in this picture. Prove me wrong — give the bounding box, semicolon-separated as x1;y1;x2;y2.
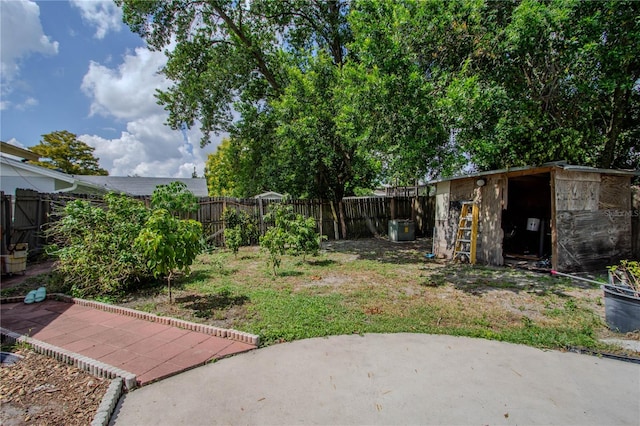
428;161;639;185
254;191;284;199
74;176;209;197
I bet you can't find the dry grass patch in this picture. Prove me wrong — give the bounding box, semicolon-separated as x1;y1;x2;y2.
111;239;612;351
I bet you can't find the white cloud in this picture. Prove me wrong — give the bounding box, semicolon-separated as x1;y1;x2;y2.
81;47;169;120
4;138;27;149
69;0;122;39
0;0;58;85
80;44;220;177
80;123;217;178
16;97;38;111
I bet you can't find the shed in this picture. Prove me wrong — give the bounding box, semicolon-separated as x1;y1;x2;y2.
254;191;284;200
430;162;638;272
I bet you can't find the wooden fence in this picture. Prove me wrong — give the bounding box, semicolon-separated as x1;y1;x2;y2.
194;196;434;245
3;190;435;255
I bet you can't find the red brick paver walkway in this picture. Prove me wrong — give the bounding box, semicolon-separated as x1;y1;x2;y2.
0;300;256;385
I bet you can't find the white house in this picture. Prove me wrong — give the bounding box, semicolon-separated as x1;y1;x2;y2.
0;153;104;196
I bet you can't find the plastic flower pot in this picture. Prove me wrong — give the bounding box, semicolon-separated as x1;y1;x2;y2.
603;284;640;333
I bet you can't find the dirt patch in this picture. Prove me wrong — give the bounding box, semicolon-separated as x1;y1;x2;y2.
0;348;109;426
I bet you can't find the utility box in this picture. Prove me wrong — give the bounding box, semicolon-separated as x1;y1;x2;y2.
388;220;415;242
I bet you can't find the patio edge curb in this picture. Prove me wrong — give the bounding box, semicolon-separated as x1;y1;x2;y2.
1;293;260;346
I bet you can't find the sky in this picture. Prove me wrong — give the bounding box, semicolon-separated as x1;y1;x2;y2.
0;0;220;177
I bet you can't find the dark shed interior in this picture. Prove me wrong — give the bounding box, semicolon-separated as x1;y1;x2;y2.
502;173;552;260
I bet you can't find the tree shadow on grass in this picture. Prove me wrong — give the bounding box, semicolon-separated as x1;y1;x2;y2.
323;238;434;265
278;270;304;277
175;289;249;319
306;259;337;267
432;265;591;296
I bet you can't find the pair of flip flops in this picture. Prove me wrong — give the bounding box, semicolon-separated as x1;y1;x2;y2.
24;287;46;304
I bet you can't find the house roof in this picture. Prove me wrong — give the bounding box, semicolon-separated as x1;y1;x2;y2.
0;141;40;161
0;154;105;193
74;176;209;197
428;161;639;185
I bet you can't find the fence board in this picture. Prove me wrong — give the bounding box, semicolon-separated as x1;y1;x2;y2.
20;193;436;252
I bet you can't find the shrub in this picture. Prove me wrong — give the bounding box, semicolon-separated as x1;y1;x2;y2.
260;200;323;275
150;181;199;217
135;209;204;302
47;193;152;297
222;208;259;256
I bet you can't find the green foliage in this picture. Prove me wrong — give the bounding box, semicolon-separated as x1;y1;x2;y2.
150;181;199;217
29;130;108;175
47;193;151;297
48;183;204;300
118;0;639;190
135;209;204;302
204;138;237;197
260;200;324;275
608;260;639;293
222;208;259;256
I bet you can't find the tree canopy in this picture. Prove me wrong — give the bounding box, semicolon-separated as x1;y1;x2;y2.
29;130;108;176
120;0;639;201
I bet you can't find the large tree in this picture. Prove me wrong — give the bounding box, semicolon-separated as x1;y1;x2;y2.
118;0;371;237
29;130;108;175
445;0;639;170
346;0;639;172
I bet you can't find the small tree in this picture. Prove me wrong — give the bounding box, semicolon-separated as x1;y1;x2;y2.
260;200;323;275
135;209;203;303
151;181;199;218
222;208;259;256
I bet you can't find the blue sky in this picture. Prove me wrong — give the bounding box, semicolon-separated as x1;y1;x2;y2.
1;0;219;177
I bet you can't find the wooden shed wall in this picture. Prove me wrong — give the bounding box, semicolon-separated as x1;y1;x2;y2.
554;170;633;271
478;175;506;265
434;180;475;258
434;177;505;261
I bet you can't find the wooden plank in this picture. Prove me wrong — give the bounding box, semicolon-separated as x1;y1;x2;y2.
633;186;640;259
554;172;599;211
556;210;632;271
449;178;475;202
478;175;505;265
550;170;558;271
554;169;601;182
599;175;631;210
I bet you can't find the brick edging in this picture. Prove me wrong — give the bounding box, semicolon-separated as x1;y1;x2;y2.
0;327;137;390
1;293;260;346
91;378;123;426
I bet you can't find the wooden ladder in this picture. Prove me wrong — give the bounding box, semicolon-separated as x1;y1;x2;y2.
453;201;479;264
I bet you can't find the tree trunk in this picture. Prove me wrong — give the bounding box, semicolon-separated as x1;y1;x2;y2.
600;86;630;169
338;198;347;240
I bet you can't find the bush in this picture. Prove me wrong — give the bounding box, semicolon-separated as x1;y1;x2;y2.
150;181;199;217
135;209;204;302
47;193;152;297
47;183;205;300
222;208;259;256
260;201;323;275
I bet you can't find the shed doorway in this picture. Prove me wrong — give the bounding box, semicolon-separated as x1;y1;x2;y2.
502;173;552;263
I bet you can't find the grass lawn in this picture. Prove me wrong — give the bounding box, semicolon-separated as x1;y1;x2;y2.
5;238;627;353
111;238;616;352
